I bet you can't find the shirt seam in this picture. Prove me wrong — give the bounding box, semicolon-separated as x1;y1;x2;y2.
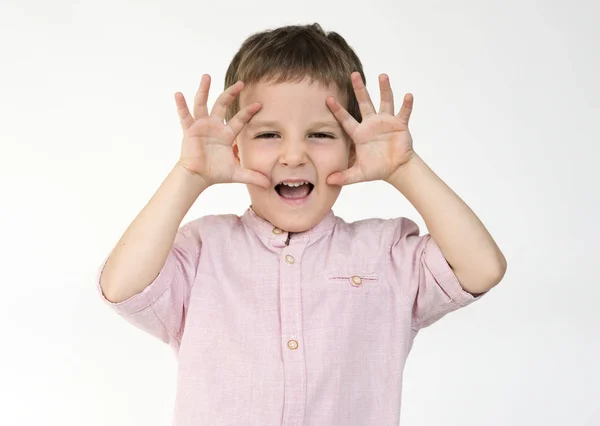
145;280;181;346
410;300;458;331
387;222;413;310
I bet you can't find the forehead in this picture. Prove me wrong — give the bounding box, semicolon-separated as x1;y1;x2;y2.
239;78;346;122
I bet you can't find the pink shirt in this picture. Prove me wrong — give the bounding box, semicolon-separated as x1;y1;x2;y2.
96;207;483;425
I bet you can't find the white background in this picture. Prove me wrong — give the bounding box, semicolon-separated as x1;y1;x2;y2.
1;0;598;425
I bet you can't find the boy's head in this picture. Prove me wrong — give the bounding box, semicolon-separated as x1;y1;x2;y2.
225;23;366;233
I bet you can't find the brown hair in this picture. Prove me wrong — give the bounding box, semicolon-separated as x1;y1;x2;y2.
224;23;366;123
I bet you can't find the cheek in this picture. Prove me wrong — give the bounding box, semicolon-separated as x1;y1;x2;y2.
239;141;274;170
247;184;270;201
314;144;351;171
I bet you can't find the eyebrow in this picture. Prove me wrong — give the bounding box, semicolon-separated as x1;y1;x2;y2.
246;120;341;129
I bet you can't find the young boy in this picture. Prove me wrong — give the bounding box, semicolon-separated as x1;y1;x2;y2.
97;23;506;425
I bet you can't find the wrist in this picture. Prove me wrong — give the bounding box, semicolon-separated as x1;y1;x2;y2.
385;151;422;187
174;162;210;191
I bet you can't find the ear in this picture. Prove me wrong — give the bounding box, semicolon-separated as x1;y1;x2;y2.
232;140;241;165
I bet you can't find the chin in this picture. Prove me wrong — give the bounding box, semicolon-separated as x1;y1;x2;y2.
248;185;340;233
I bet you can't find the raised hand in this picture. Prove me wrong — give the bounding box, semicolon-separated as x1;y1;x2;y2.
174;74;270;188
325;72;416;186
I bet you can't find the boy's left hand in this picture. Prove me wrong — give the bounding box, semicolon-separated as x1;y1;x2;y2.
326;72;416;186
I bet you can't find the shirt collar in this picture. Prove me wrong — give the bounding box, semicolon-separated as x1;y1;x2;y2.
240;205;337;242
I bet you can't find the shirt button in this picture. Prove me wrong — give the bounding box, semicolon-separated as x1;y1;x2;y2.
287;339;299;350
350;275;362;286
272;227;283;234
285;254;295;264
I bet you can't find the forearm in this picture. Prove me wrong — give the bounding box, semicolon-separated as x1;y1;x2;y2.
387;153;506;294
100;164;208;303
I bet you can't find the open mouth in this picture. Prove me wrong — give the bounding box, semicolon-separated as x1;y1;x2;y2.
275;181;315;199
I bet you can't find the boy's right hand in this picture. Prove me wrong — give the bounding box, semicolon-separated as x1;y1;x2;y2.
174;74;269;188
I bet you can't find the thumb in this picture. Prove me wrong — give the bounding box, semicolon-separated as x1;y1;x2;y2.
232;167;271;188
327;167;365;186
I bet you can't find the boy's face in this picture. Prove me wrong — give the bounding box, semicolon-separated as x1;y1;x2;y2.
233;77;354;233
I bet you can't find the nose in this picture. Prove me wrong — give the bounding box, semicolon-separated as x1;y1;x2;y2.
278;138;307;167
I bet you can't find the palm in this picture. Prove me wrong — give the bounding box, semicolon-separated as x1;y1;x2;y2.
174;75;269;188
180;116;240;184
350;115;413;182
326;72;415;186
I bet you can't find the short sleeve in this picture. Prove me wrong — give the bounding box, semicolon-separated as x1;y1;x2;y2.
390;217;485;331
96;220;201;350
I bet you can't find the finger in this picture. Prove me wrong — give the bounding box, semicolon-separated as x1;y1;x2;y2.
174;92;194;130
227;102;263;137
231;167;271;188
326;166;366;186
396;93;414;126
326;96;359;137
351;71;376;118
193;74;211;119
210;80;245;120
378;74;395;115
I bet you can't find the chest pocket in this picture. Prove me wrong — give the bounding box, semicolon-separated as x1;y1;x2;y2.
302;266;391;294
326;273;381;290
301;269;404;335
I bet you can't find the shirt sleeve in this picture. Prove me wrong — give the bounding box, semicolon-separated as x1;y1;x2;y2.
390;217;486;331
96;220;201;350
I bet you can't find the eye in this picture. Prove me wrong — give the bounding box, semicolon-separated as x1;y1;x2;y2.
256;133;279;139
310;133;334;139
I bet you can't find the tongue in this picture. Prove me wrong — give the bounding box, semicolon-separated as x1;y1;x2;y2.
279;184;310;199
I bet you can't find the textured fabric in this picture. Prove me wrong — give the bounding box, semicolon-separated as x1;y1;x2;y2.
96;207;484;425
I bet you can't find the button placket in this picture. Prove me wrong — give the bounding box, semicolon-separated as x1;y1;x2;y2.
279;241;307;424
270;227;289;248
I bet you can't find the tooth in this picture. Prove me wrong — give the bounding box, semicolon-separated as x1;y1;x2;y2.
281;181;310;187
